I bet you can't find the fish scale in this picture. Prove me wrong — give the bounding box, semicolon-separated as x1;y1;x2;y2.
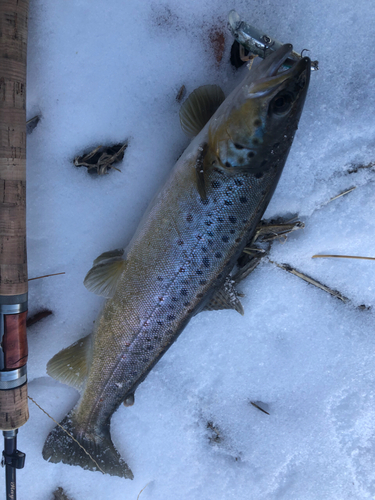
42;44;311;478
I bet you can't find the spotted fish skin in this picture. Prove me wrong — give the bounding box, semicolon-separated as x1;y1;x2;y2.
43;45;311;478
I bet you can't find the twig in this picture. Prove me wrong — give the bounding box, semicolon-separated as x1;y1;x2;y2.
327;187;356;204
250;401;270;415
270;260;349;302
28;272;65;281
26;309;52;327
137;482;151;500
312;254;375;261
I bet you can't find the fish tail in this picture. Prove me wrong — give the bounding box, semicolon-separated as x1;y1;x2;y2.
42;411;134;479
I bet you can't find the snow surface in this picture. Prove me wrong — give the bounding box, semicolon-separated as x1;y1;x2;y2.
15;0;375;498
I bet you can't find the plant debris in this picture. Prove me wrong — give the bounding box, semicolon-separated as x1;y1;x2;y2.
27;309;53;328
250;401;270;415
312;254;375;261
270;260;350;303
207;421;222;444
234;216;304;282
347;161;375;174
52;487;73;500
176;84;186;102
74;142;128;175
26;115;41;134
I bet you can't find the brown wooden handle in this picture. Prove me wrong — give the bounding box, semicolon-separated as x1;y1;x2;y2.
0;0;29;296
2;312;28;369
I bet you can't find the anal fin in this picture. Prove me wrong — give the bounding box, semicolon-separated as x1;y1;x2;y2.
203;277;244;315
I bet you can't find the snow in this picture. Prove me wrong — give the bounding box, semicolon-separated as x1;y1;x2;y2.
14;0;375;498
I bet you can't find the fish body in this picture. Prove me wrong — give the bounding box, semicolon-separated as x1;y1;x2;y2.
43;45;311;478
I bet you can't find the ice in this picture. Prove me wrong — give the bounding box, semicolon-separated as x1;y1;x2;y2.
9;0;375;498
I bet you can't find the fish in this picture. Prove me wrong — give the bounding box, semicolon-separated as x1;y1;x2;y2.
42;44;311;478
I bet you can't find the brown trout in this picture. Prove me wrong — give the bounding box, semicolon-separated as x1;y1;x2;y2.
43;44;311;478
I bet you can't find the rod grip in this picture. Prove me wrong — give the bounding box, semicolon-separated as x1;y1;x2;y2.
0;384;28;430
2;312;28;370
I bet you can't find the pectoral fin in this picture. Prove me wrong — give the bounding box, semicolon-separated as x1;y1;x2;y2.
47;334;91;391
84;251;127;298
179;84;225;137
203;277;244;315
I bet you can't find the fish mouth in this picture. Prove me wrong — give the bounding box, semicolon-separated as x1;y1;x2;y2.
247;44;311;97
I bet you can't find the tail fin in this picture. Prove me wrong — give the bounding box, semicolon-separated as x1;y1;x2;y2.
42;412;134;479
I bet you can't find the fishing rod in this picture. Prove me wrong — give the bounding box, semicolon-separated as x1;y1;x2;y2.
0;1;30;499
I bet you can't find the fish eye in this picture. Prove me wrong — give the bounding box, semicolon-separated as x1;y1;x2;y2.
271;93;293;115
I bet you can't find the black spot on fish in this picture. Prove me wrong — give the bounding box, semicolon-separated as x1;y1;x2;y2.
202;246;207;253
253;119;261;127
169;304;175;310
225;161;232;169
239;196;247;203
196;234;203;240
230;229;235;234
180;289;188;296
205;220;213;226
218;217;224;223
235;237;241;243
252;138;259;146
177;239;184;245
234;143;244;150
199;280;207;285
222;235;229;242
215;252;222;259
255;172;263;179
167;315;175;321
157;321;163;326
201;199;209;205
196;269;203;275
146;345;153;351
179;267;185;272
234;179;243;186
184;301;191;307
171;297;178;302
224;200;233;206
157;276;164;281
211;181;221;188
186;214;193;222
197;293;204;298
248;151;255;158
202;257;210;267
229;216;237;224
207;231;213;237
207;240;213;246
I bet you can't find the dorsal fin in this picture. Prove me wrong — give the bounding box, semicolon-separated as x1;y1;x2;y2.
47;334;92;391
179;84;225;137
203;277;244;315
84;250;127;298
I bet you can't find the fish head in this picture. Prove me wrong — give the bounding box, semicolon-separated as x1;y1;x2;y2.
208;44;311;175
